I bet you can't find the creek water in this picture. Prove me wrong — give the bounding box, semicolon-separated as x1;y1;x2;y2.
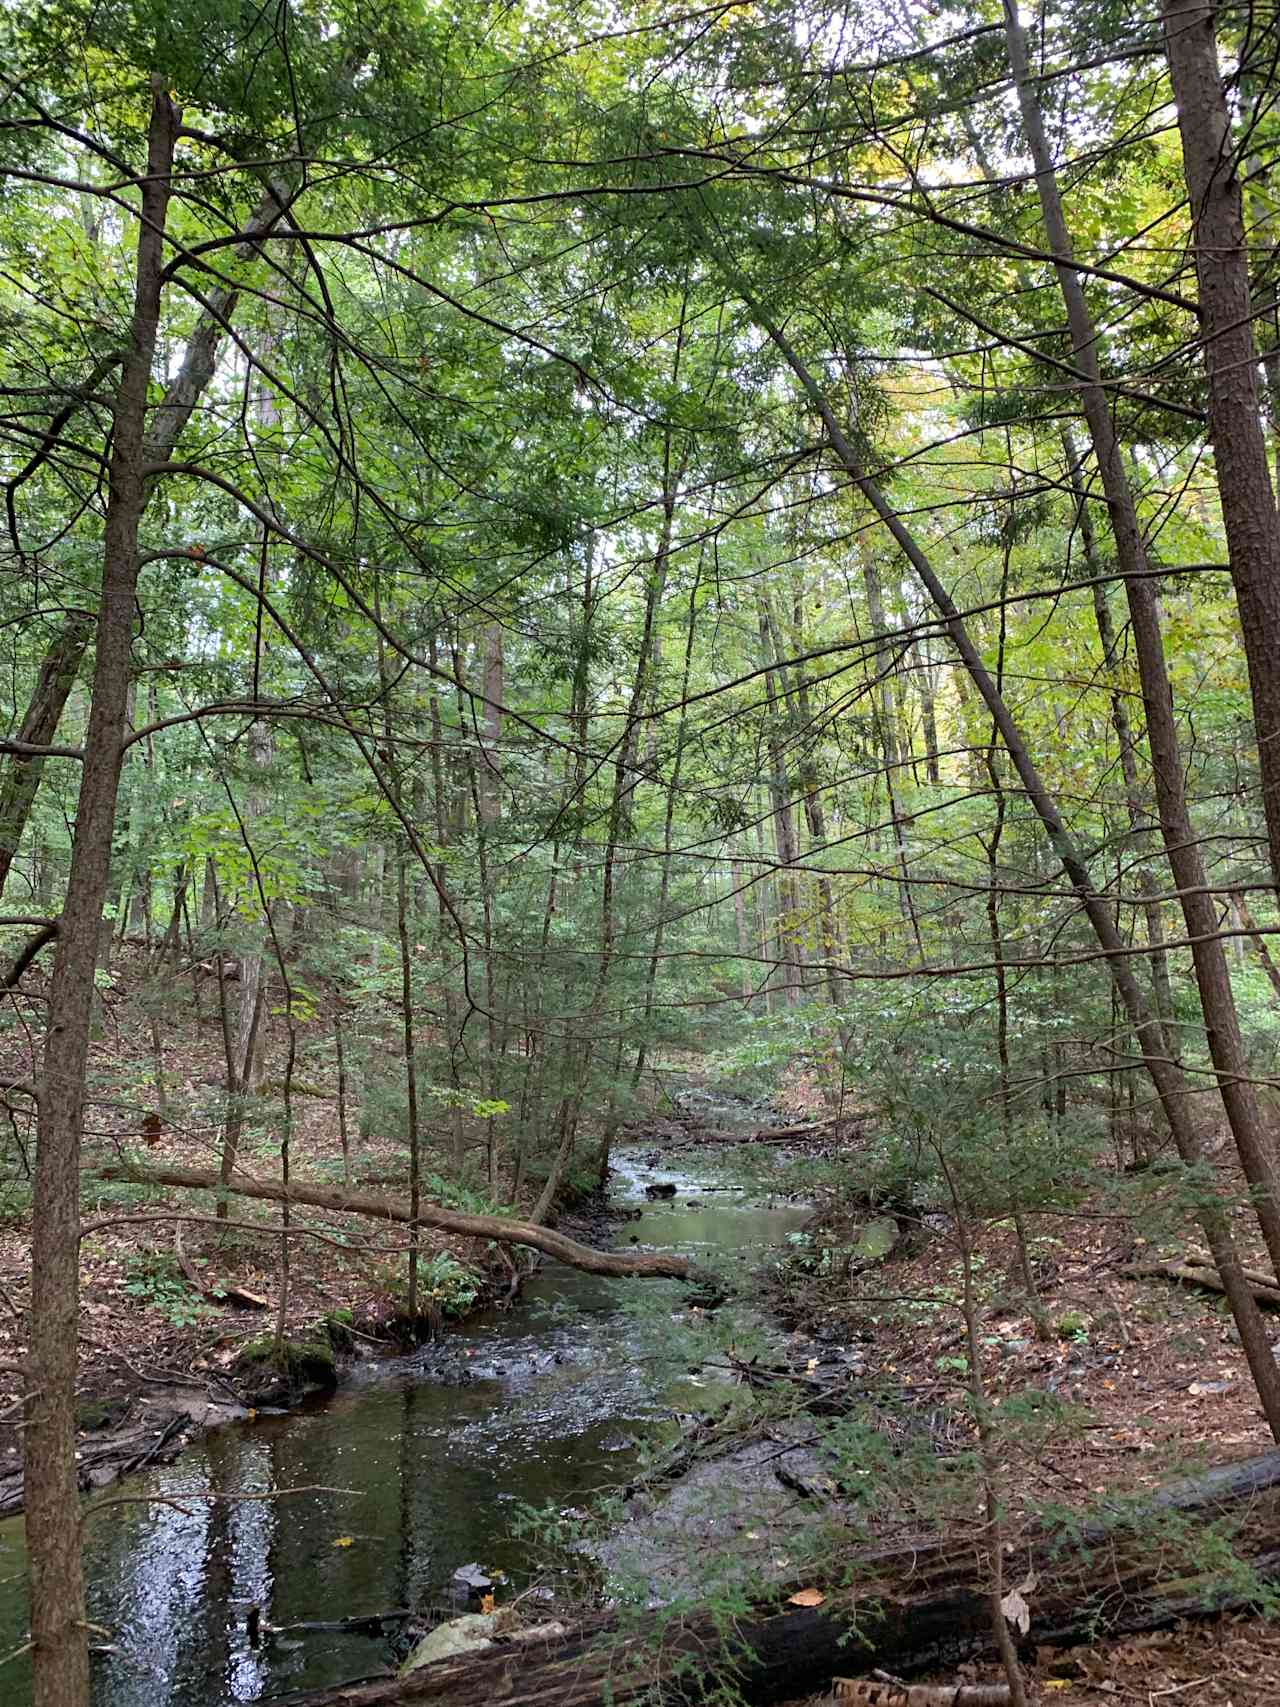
0;1138;805;1704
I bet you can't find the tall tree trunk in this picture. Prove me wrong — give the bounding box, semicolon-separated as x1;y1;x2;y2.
476;622;504;828
25;82;177;1707
459;704;503;1196
776;588;845;1014
751;306;1280;1437
757;594;804;1005
731;857;755;1004
232;721;273;1094
1002;1;1280;1281
633;563;703;1086
396;854;422;1314
426;633;465;1156
1062;430;1176;1033
335;1011;352;1183
587;332;689;1157
916;641;941;784
754;791;778;1009
1160;0;1280;900
858;540;922;954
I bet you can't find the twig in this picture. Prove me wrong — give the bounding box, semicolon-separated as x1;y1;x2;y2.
82;1483;359;1525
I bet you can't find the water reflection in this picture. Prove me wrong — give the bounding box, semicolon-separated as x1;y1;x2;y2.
0;1149;804;1704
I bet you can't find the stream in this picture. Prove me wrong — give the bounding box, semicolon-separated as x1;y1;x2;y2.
0;1134;806;1704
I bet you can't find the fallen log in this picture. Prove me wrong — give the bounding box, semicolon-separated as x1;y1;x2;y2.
94;1161;695;1280
1123;1257;1280;1308
1183;1248;1280;1291
276;1451;1280;1707
678;1118;846;1147
829;1687;1010;1707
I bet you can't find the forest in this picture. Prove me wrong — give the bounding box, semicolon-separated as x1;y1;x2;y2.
6;0;1280;1702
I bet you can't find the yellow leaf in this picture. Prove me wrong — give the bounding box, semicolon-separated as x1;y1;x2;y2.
332;1535;354;1548
787;1587;825;1607
480;1593;495;1613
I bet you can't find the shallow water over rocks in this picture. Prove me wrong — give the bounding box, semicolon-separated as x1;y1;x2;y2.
0;1144;805;1704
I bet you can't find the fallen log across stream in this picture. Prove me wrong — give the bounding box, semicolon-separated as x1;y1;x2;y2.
276;1451;1280;1706
93;1162;696;1279
646;1116;850;1148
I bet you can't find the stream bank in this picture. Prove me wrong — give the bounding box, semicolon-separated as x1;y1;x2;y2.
0;1127;808;1704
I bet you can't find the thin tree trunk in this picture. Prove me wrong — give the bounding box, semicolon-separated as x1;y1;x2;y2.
226;719;274;1117
917;642;941;784
777;589;845;1013
1002;1;1280;1281
25;82;177;1707
272;1024;297;1356
731;858;754;1004
632;549;702;1090
751;307;1280;1437
335;1013;352;1184
476;622;504;828
859;540;921;953
217;939;265;1222
158;862;188;962
1233;896;1280;1003
0;613;92;903
754;793;778;1009
426;635;464;1158
1062;430;1176;1033
945;1169;1031;1707
453;645;504;1194
396;855;421;1315
758;595;804;1005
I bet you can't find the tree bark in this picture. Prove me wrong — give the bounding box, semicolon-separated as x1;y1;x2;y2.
25;81;178;1707
1159;0;1280;901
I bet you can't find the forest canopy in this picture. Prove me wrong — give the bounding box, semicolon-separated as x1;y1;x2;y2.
7;0;1280;1701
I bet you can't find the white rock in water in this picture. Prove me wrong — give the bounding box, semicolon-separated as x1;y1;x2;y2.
400;1612;497;1672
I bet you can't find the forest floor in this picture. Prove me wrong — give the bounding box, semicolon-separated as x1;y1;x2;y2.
770;1616;1280;1706
753;1068;1280;1491
1;957;1279;1699
730;1078;1280;1705
0;944;532;1508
